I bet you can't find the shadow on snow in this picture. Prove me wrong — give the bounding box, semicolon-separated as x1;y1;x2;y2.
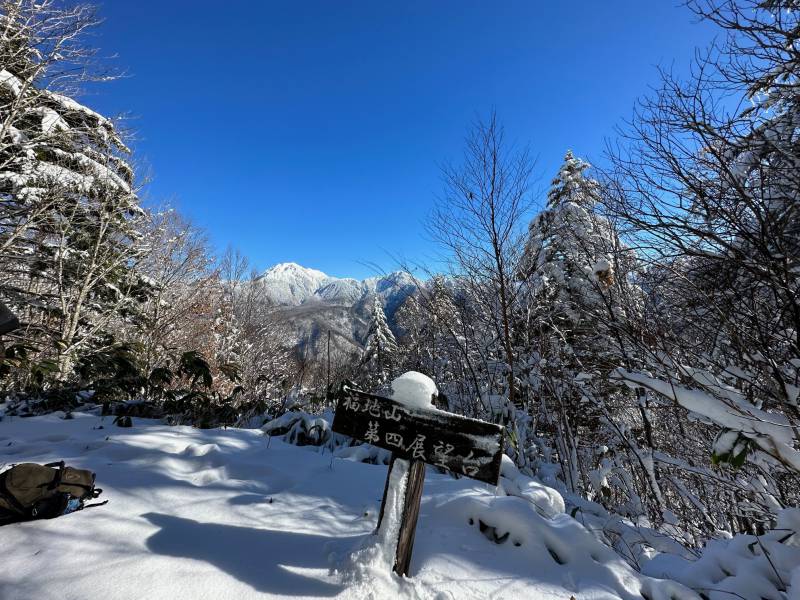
143;512;351;597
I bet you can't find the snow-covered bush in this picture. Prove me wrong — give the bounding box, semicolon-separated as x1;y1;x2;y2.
262;410;333;447
643;508;800;600
604;0;800;535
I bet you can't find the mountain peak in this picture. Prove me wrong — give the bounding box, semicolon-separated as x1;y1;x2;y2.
261;262;328;280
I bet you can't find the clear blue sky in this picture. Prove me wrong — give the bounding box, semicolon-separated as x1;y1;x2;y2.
87;1;716;279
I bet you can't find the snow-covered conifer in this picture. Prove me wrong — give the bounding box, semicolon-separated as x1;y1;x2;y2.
519;152;655;514
360;296;398;390
0;0;147;383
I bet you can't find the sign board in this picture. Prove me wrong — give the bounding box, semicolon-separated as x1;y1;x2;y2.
332;387;504;485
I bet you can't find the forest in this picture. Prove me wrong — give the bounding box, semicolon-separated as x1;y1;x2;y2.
1;1;799;598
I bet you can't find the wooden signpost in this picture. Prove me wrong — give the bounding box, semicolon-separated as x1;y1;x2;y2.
332;384;504;576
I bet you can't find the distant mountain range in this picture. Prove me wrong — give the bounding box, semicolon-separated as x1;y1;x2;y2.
256;262;417;359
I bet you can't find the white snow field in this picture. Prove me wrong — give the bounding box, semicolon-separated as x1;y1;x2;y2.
0;409;791;600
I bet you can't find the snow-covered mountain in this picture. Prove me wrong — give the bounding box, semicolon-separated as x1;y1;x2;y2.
257;262;416;315
256;263;417;357
256;262;333;305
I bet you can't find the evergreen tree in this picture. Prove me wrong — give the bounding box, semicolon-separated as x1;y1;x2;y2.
519;152;655;513
360;296;398;390
0;0;148;385
522;151;636;367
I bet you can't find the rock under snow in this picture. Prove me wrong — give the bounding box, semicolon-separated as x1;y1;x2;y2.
499;455;566;519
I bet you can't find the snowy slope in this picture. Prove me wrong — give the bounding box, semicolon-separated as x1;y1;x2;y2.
0;410;707;600
269;303;369;359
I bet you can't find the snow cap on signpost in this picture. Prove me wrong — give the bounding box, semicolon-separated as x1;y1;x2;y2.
390;371;438;410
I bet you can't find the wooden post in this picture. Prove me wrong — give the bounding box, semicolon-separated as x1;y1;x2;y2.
394;459;425;576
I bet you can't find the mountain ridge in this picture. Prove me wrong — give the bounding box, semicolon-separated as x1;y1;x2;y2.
256;262;417;360
257;262;416;314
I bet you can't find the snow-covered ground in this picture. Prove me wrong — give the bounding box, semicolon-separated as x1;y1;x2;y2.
0;410;794;600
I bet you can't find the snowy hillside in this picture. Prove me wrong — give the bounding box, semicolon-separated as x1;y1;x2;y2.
0;411;712;599
268;303;369;359
3;409;795;599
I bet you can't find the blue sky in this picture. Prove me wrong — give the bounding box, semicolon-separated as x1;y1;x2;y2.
87;1;716;279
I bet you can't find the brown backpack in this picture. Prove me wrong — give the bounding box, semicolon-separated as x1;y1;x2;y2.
0;461;104;524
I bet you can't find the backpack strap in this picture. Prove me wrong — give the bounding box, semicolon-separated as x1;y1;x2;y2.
0;491;27;516
81;499;109;510
30;493;69;519
45;462;65;490
46;463;96;497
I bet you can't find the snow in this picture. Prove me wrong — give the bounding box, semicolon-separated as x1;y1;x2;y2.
0;409;718;600
49;147;133;193
0;68;23;96
614;368;800;471
499;454;565;518
375;459;409;555
31;106;70;133
338;458;410;592
643;509;800;600
423;493;697;600
316;278;366;304
45;91;109;125
259;262;334;305
592;258;611;274
390;371;438;410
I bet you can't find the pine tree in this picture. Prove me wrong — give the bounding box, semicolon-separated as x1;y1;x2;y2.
360;296;398;390
519;151;655;510
522;151;634;346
